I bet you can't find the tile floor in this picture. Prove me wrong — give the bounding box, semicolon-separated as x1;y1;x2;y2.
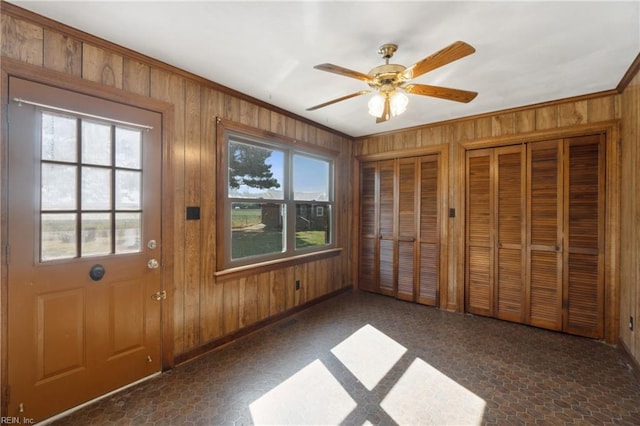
51;291;640;425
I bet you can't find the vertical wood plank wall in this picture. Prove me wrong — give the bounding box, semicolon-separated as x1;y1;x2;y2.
620;69;640;366
0;8;353;360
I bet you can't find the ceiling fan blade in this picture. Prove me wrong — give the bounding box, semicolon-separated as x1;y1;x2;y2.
376;97;391;123
404;84;478;103
306;90;370;111
402;41;475;80
314;63;372;82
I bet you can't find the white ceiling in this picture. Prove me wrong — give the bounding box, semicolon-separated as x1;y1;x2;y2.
11;1;640;137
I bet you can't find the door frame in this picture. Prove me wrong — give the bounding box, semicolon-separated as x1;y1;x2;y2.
0;58;176;415
458;120;621;344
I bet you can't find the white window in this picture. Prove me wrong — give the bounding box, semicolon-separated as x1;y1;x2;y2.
221;126;334;268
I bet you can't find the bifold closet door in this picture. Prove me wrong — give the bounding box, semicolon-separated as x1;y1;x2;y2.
359;163;378;292
563;135;605;338
495;146;526;322
397;158;418;301
466;147;525;318
466;149;494;316
418;155;440;306
527;140;564;330
378;160;396;296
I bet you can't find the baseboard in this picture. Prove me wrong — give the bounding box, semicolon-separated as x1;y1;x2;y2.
174;286;352;365
618;338;640;382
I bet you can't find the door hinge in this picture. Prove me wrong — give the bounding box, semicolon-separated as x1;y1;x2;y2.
3;244;9;265
151;290;167;301
5;384;9;405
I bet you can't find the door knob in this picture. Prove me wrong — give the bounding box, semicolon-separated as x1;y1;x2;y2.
89;264;105;281
147;259;159;269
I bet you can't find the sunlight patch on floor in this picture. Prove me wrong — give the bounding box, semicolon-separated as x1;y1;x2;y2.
249;359;356;425
381;357;486;425
330;324;407;390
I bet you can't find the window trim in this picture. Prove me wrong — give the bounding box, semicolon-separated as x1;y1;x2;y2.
216;118;338;271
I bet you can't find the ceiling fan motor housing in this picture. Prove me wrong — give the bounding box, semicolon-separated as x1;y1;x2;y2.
368;63;407;94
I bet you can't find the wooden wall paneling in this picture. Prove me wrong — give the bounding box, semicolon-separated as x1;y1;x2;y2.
150;69;188;353
317;259;329;297
494;145;526;322
563;135;605;338
535;105;558;130
269;111;286;136
239;99;259;128
602;125;619;344
183;80;202;349
420;125;444;147
223;93;241;123
269;268;287;316
256;271;271;322
199;87;222;344
465;149;493;316
559;101;587;127
527;140;563;331
239;274;258;327
122;58;150;97
474;117;493;139
294;263;308;306
0;15;43;66
588;96;616;123
492;113;516;137
82;44;123;89
43;29;81;76
306;260;318;302
454;120;475;143
223;280;240;335
452;139;464;310
515;109;536;133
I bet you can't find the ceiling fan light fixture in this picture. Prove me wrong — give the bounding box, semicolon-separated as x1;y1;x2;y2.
390;91;408;117
368;93;385;118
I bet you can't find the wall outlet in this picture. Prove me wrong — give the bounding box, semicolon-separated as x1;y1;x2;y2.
295;280;301;290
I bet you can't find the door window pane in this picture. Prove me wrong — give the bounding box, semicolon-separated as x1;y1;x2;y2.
116;170;141;210
81;213;112;256
41;112;76;162
116;127;142;169
38;110;147;262
231;202;284;259
228;140;284;199
82;167;111;210
41;213;77;261
116;212;141;253
82;120;112;166
41;163;77;210
295;203;331;249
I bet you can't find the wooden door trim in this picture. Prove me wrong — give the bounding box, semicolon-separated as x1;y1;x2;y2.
0;59;176;416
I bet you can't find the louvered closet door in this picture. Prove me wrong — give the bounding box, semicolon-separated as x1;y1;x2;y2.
563;135;604;338
378;160;396;296
466;150;494;316
397;158;418;301
527;141;563;331
359;164;378;292
495;146;526;322
418;155;440;306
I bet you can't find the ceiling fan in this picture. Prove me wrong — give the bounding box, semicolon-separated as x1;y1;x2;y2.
307;41;478;123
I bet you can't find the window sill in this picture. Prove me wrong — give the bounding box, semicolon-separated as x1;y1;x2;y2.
214;248;343;282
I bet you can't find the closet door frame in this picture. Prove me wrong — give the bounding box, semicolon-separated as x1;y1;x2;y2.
459;122;620;344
